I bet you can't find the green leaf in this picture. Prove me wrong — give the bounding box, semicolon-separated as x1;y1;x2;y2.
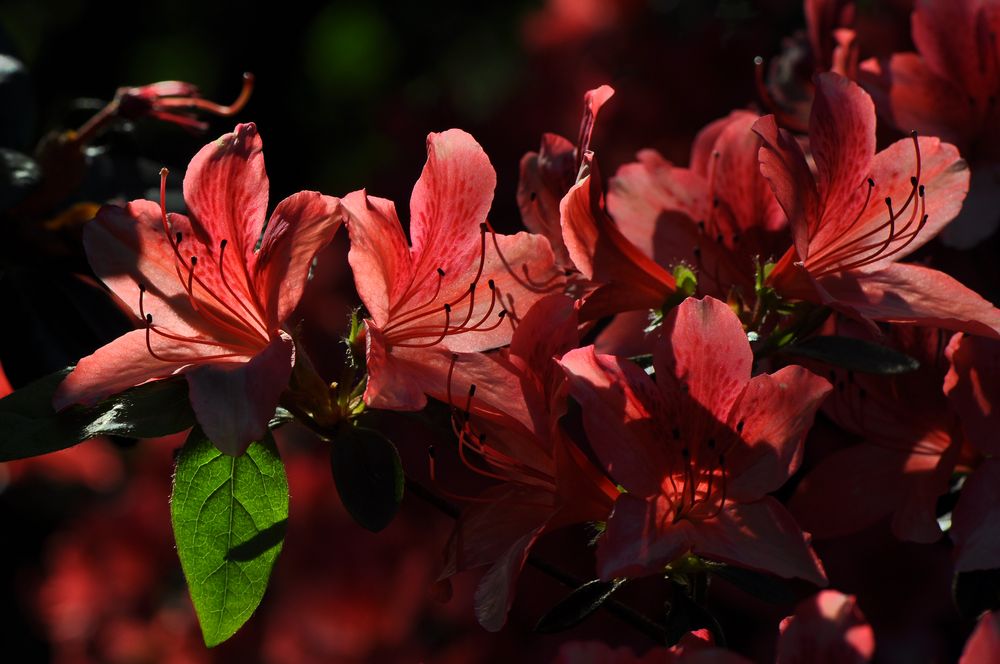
330;425;403;532
171;428;288;647
0;368;195;461
535;578;627;634
778;335;920;374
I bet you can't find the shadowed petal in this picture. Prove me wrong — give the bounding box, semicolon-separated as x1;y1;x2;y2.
776;590;874;664
185;331;294;456
945;333;1000;455
725;366;831;501
960;611;1000;664
815;263;1000;338
597;493;694;581
690;498;827;585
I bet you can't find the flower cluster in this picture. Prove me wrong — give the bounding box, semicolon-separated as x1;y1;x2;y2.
5;0;1000;660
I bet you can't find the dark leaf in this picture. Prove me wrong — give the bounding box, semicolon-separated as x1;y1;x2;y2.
330;425;403;532
707;564;800;605
0;368;195;461
172;428;288;647
535;578;627;634
0;148;40;210
664;580;726;648
779;336;919;374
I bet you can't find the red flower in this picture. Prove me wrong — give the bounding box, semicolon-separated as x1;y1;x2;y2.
54;123;343;455
607;109;789;300
945;333;1000;571
439;295;617;631
755;72;1000;338
790;324;967;543
961;611;1000;664
776;590;875;664
560;152;677;320
860;0;1000;248
518;84;615;268
341;129;563;411
559;296;830;583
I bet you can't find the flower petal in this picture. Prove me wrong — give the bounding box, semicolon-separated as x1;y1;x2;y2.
911;0;999;98
725;366;832;501
656;296;752;424
597;493;694;581
753;114;820;260
253;191;343;325
952;459;1000;572
776;590;875;664
183;123;269;266
409;129;496;283
690;498;827;586
84;201;201;336
559;346;672;497
945;333;1000;455
517;132;577;266
53;328;216;409
960;610;1000;664
342;191;414;327
185;332;294;456
814;263;1000;338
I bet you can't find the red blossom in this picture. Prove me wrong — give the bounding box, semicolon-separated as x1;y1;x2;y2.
755;72;1000;338
341;129;564;411
776;590;875;664
53;123;343;455
560;296;830;583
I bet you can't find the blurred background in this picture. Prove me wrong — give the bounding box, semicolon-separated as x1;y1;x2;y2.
4;1;980;662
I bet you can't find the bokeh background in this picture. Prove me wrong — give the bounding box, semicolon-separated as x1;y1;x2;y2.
2;1;985;662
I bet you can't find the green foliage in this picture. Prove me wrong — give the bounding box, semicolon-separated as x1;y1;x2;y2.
171;428;288;647
779;335;920;374
535;578;627;634
329;424;403;532
0;368;195;461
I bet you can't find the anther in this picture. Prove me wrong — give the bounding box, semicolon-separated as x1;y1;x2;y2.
487;279;495;290
175;232;183;245
867;177;875;188
437;267;445;277
736;420;744;434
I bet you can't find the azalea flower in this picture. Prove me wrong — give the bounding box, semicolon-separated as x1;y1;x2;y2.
776;590;875;664
789;323;969;543
754;72;1000;338
859;0;1000;247
559;296;830;584
341;128;563;411
945;332;1000;572
54;123;343;455
607;109;789;301
438;295;617;631
517;84;614;267
560;152;677;321
960;610;1000;664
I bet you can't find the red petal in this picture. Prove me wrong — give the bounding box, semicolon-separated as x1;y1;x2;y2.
960;611;1000;664
343;191;414;327
952;459;1000;572
183;123;269;267
597;493;694;580
516;132;576;266
753;115;820;260
409;129;496;283
559;346;671;497
85;201;200;337
776;590;875;664
185;332;294;456
814;263;1000;338
53;329;221;409
655;296;752;425
253;191;342;325
945;333;1000;456
725;366;832;502
911;0;999;99
690;498;827;585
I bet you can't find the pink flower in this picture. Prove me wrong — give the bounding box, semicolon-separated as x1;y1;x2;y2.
560;296;830;584
961;611;1000;664
341;129;563;411
54;123;343;455
755;72;1000;338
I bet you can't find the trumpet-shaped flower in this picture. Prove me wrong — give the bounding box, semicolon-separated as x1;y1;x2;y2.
55;123;343;455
